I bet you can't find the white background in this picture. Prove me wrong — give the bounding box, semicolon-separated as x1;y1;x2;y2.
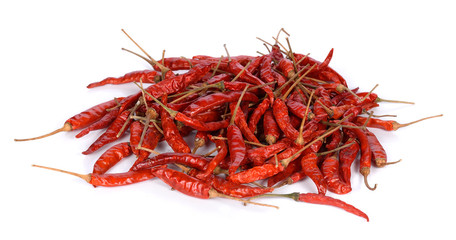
1;0;455;239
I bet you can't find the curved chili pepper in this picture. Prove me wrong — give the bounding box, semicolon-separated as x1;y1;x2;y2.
192;131;209;154
155;57;201;70
273;98;299;140
248;98;270;134
229;102;260;143
133;153;209;171
247;138;292;166
87;70;161;88
343;122;376;191
175;113;230;132
210;174;274;198
286;98;313;120
160;105;191;153
196;135;228;179
321;154;351;194
266;159;302;187
182;91;259;117
151;167;212;199
82;110;131;155
75;107;120;138
227;125;247;175
365;129;388;167
130;124;161;169
92;142;132;175
300;152;327;195
339;138;359;185
227;162;283;184
325;129;342;151
259;54;275;83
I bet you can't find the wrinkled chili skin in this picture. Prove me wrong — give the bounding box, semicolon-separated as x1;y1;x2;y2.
197;136;228;179
211;175;274;198
229;103;259;143
133;153;209;171
129;121;143;156
321;155;351;195
161;96;191;153
87;70;160;88
75;107;120;138
354;116;395;131
248;98;270;133
130;125;161;169
67;98;122;131
247;138;292;166
90;169;155;187
151;168;211;199
365;129;387;167
298;193;369;221
175;113;229;132
227;163;283;184
301;152;327;195
82;110;131;155
93;142;132;175
339;138;359;185
263;109;280;144
182;91;259;117
273;98;299;140
227;125;247;175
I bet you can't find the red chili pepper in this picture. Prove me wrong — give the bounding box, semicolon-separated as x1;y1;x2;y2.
343;122;377;190
300;152;327;195
155;57;200;70
196;135;228;179
259;54;275;83
364;129;392;168
151;167;212;199
321;154;351;194
130;124;161;169
325;129;342;151
15;98;122;142
160;96;191;153
75;107;120;138
247;138;292;166
248;98;270;134
227;162;283;184
82;110;131;155
277;58;295;79
133;153;209;171
354;115;443;131
86;70;161;88
229;102;260;143
92;142;132;175
263;109;281;145
129;121;143;156
339;138;359;185
182;91;259;117
32;165;154;187
273;98;299;140
266;192;368;221
266;159;302;187
286;98;313;120
192;131;209;154
210;174;274;198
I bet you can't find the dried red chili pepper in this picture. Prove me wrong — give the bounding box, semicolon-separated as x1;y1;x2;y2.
15;98;122;142
247;138;292;166
261;192;368;221
227;162;284;184
182;91;259;117
266;159;302;187
82;110;131;155
130;124;161;169
33;165;154;187
321;154;351;194
339;138;359;185
300;152;326;195
93;142;132;175
133;153;209;171
129;121;143;156
273;98;299;140
196;135;228;179
229;102;260;143
354;114;443;131
248;98;270;134
75;107;120;138
210;174;274;198
343;122;377;190
160;95;191;153
87;70;161;88
263;109;281;145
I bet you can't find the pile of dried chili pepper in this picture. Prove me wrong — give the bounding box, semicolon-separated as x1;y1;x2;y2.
17;29;443;222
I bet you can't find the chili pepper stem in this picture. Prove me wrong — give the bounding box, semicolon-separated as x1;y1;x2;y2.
376;158;402;168
229;85;250;125
376;97;415;105
393;114;443;130
209;189;279;209
361;167;377;191
14;122;73;142
32;164;91;183
134;82;178;118
296;89;314;145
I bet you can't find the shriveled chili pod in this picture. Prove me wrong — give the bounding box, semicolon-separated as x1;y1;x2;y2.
87;70;161;88
263;109;281;145
15;98;122;142
133;153;209;171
